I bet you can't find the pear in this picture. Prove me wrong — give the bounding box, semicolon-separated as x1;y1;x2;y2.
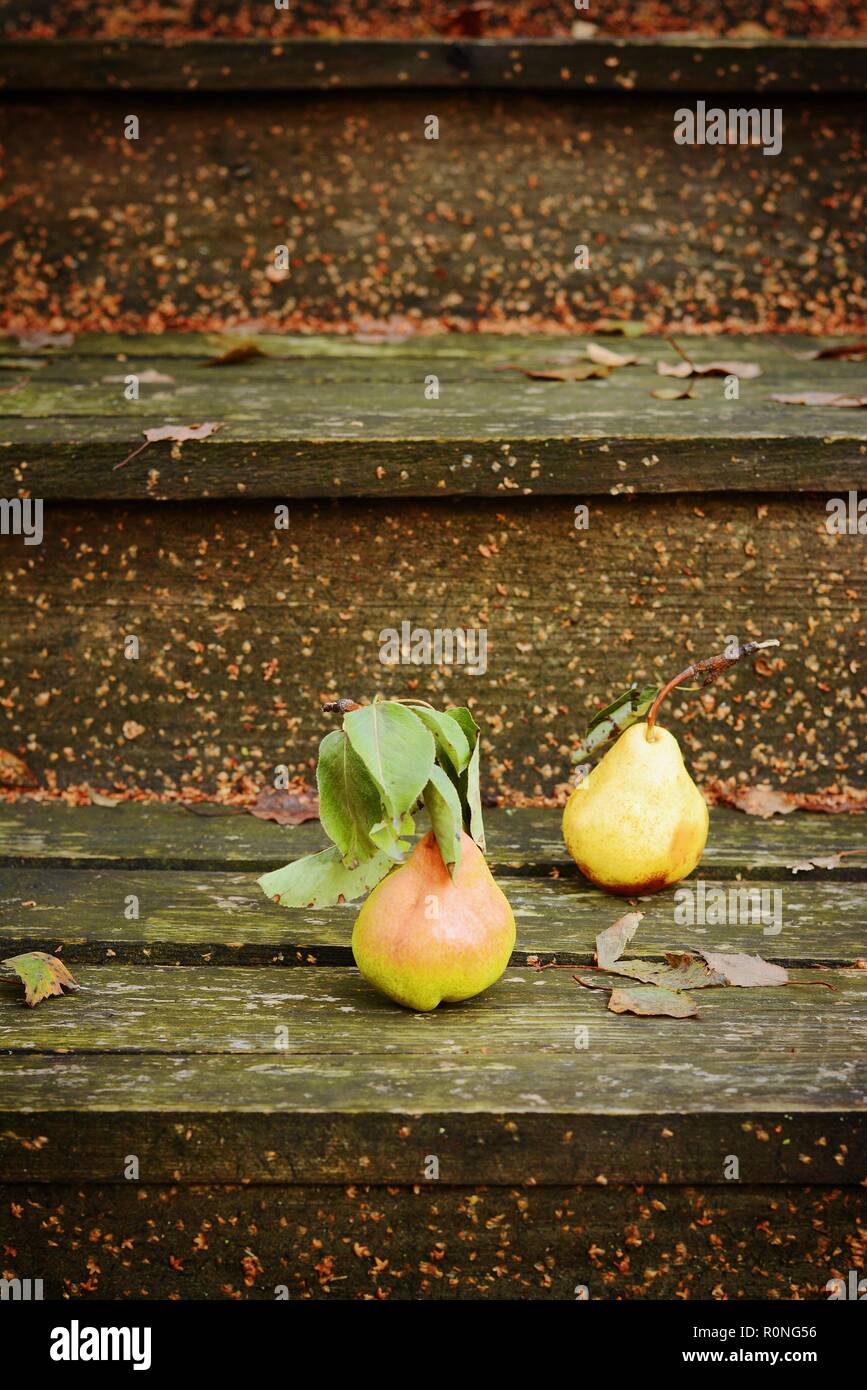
352;830;515;1011
562;722;708;895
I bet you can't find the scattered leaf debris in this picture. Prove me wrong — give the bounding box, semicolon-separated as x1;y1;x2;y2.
200;339;271;368
248;785;320;826
770;391;867;408
595;911;643;968
787;849;867;874
0;748;38;788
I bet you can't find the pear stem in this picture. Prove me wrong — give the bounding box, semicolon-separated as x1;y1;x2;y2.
645;639;780;739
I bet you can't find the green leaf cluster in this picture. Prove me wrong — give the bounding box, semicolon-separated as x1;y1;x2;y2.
258;699;485;909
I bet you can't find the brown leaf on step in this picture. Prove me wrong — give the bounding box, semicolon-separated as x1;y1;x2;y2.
248;786;320;826
571;19;599;38
0;748;38;788
700;950;788;988
439;2;493;37
114;421;222;470
651;385;695;400
595;911;643;968
201;340;270;368
496;362;610;382
1;951;77;1007
788;849;867;874
595;319;646;338
797;342;867;362
705;780;867;817
608;985;697;1018
585;343;646;368
771;391;867;408
16;331;74;350
733;785;797;819
658;359;762;379
728;21;771;37
603;953;724;990
88;789;121;808
103;368;175;384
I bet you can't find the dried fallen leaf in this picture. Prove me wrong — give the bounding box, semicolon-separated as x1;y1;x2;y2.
608;985;697;1018
114;421;222;470
496;362;610;382
705;781;867;817
571;19;599;38
122;720;145;741
248;786;320;826
595;319;646;338
585;343;645;368
700;950;788;988
201;340;270;368
788;849;867;874
796;342;867;362
595;911;643;968
771;391;867;408
600;953;724;990
651;385;695;400
16;331;74;350
0;748;38;788
1;952;77;1007
658;359;762;379
88;790;121;808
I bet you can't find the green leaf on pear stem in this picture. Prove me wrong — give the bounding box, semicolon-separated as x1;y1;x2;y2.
423;765;464;877
369;814;414;863
258;845;392;909
575;683;659;760
344;701;435;819
445;707;486;851
316;728;384;868
406;704;471;774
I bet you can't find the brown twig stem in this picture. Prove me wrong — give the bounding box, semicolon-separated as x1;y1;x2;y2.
645;639;780;738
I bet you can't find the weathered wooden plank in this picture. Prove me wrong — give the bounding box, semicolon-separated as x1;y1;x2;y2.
0;866;863;966
0;496;862;792
2;962;860;1061
0;960;863;1182
0;806;863;877
1;95;863;333
1;1180;862;1298
3;336;866;498
2;38;866;94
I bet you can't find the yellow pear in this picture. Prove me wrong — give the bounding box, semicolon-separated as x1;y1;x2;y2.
562;722;708;895
352;831;515;1011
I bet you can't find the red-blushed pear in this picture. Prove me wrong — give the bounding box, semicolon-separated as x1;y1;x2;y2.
562;722;708;895
352;830;515;1011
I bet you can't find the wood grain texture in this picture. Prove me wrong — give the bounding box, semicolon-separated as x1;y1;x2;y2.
0;965;863;1183
1;804;862;875
0;496;863;793
1;1181;862;1299
4;0;865;44
0;865;864;966
3;38;866;93
3;335;866;499
1;94;864;333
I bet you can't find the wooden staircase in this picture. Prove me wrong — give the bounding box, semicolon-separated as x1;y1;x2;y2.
0;13;865;1302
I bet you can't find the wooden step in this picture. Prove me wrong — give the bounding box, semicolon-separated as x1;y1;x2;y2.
1;42;864;331
0;800;863;1298
2;333;865;499
0;803;864;876
4;37;866;92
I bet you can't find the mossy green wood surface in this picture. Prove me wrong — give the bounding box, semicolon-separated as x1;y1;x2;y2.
0;966;864;1183
0;867;864;966
3;1181;861;1300
0;496;863;794
0;805;863;874
2;335;866;498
